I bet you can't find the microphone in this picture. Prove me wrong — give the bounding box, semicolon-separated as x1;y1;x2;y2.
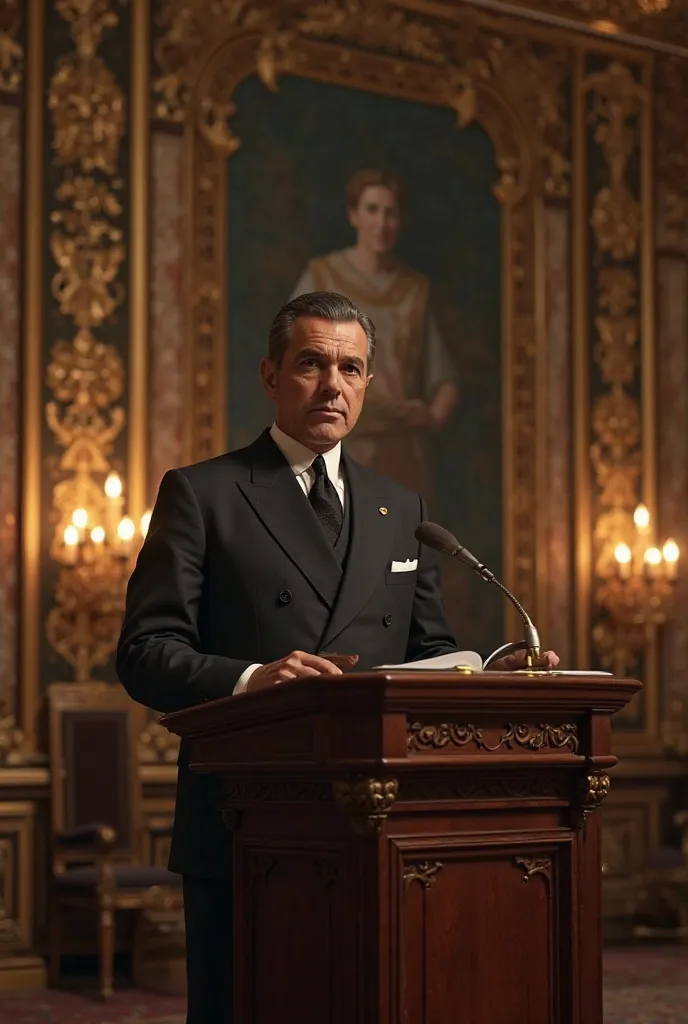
414;520;546;669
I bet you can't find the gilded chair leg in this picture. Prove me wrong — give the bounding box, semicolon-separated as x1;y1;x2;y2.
98;904;115;1000
48;895;61;988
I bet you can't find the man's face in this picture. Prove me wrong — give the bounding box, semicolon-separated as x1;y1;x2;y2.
348;185;401;255
260;316;372;451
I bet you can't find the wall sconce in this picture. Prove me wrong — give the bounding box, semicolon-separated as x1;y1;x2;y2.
594;503;679;675
46;472;152;683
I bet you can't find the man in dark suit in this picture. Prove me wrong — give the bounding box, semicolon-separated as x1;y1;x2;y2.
117;290;556;1022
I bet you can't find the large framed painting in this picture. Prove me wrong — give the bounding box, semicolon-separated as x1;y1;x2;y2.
180;20;562;657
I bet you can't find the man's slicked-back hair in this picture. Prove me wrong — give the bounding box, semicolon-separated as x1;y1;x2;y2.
268;291;376;370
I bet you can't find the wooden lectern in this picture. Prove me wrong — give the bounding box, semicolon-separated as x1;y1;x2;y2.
162;670;640;1024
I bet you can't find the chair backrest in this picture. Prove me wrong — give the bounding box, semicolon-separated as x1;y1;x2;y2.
48;682;146;863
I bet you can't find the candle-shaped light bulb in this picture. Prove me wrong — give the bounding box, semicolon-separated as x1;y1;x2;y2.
91;525;105;544
614;542;632;580
634;503;651;533
117;515;135;557
63;524;79;565
644;546;662;579
140;510;152;539
663;538;679;579
104;472;122;500
72;508;88;530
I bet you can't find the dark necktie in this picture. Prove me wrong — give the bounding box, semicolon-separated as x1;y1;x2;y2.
309;455;343;546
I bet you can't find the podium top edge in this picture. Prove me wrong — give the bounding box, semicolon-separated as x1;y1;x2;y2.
159;670;642;732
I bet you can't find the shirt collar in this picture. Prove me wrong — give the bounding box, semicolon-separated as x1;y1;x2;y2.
269;422;342;480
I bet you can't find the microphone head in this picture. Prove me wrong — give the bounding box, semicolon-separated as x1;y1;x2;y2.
415;521;460;556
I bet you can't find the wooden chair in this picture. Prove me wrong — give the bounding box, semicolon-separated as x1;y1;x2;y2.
47;682;182;999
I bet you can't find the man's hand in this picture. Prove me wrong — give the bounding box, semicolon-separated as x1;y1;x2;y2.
491;649;560;672
246;651;358;692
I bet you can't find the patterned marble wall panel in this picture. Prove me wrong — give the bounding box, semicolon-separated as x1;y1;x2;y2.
150;129;185;499
0;105;20;715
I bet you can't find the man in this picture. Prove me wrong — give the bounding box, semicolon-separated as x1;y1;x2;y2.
291;169;457;499
116;291;557;1022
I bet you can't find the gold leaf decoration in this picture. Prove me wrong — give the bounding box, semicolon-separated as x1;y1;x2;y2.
46;0;128;680
586;61;647;675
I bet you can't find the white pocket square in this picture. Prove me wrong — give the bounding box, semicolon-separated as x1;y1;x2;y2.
390;559;418;573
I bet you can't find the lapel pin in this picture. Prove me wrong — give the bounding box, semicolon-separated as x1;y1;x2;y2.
378;506;388;516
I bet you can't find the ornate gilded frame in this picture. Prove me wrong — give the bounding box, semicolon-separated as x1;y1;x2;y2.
162;5;571;622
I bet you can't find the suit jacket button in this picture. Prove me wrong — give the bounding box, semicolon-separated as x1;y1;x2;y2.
279;589;292;605
383;613;392;626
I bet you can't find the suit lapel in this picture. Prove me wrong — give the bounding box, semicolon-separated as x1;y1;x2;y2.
320;452;395;648
237;432;341;608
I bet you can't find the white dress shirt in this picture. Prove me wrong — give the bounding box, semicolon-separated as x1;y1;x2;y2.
232;423;345;694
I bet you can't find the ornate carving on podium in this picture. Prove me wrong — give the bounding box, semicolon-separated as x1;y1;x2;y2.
514;856;552;892
407;721;579;755
401;772;571;803
332;776;399;837
572;771;611;828
404;861;443;890
250;853;277;882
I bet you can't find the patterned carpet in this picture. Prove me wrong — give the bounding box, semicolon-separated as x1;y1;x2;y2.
604;946;688;1023
0;946;684;1021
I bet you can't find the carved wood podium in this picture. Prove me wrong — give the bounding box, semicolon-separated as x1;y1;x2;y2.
162;670;640;1024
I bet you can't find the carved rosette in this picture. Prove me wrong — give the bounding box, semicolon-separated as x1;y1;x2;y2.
151;0;571;622
332;776;399;836
585;61;647;676
571;770;611;828
45;0;128;680
138;719;181;764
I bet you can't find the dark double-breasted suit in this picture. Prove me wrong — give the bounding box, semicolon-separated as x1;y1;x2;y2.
116;429;456;879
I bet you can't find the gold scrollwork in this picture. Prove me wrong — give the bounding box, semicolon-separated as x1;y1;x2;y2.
0;0;23;95
404;860;443;889
152;1;570;629
407;721;579;754
46;0;128;680
332;776;399;836
572;770;611;828
585;61;647;675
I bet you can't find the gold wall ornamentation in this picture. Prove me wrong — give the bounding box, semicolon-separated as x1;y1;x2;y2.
585;61;647;677
0;0;23;95
503;0;678;36
138;719;180;764
0;711;46;768
151;0;570;622
46;0;128;680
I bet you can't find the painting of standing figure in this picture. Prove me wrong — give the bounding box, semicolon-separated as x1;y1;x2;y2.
291;169;458;502
226;74;502;651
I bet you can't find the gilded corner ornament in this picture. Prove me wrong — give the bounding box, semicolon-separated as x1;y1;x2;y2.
572;771;611;829
404;860;443;890
333;776;398;836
